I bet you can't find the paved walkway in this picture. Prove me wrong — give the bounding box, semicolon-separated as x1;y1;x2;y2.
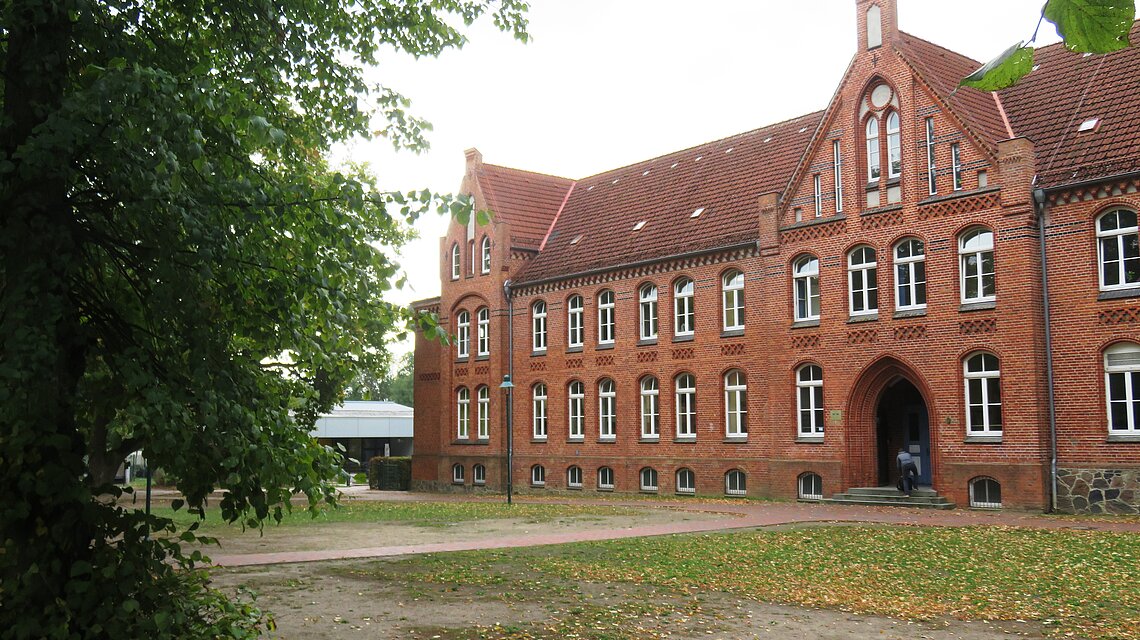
208;490;1140;568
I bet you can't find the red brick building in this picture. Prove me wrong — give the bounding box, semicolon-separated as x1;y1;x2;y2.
412;0;1140;513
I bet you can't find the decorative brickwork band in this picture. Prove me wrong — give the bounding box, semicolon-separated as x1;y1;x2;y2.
528;361;546;372
474;365;489;376
454;367;468;378
567;358;583;369
721;343;745;357
916;190;1000;221
596;355;614;367
860;208;904;230
637;352;659;363
847;328;878;344
959;318;997;335
417;372;440;382
672;347;694;360
1099;307;1140;325
780;219;847;245
893;325;927;341
791;335;820;349
1047;176;1140;207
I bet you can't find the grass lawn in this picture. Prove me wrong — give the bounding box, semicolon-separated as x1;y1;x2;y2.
348;524;1139;640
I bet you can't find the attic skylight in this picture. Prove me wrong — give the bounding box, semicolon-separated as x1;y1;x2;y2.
586;185;594;191
671;162;679;169
612;178;620;184
633;220;647;231
643;170;650;176
725;147;734;154
569;234;582;245
695;156;703;161
798;127;808;133
690;207;706;219
764;137;772;143
1078;117;1101;132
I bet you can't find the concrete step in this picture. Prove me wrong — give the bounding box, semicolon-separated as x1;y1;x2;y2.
828;492;951;505
845;486;939;498
820;497;957;510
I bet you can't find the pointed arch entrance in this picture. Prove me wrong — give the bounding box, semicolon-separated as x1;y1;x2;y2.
846;356;937;489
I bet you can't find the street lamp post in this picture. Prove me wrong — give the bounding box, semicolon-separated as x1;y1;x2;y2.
499;374;514;505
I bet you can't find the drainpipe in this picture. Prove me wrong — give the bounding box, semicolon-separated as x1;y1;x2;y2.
1034;188;1059;512
503;279;514;503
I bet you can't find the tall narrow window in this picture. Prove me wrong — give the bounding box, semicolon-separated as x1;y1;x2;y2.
886;112;901;179
797;365;825;438
925;118;937;195
866;117;881;182
951;143;963;191
674;277;695;336
456;311;470;359
469;240;476;276
724;370;748;437
813;174;823;218
722;269;745;331
833;140;844;213
847;246;878;316
568;380;585;440
895;238;927;311
450;243;460;280
598;290;615;344
640;377;660;439
794;255;820;322
1097;209;1140;291
675;373;696;438
1105;343;1140;434
476;307;490;357
639;284;658;340
567;294;584;348
598;378;616;440
477;386;490;439
532;383;548;440
480;236;491;274
964;353;1002;435
531;301;547;352
456;387;470;439
959;228;995;304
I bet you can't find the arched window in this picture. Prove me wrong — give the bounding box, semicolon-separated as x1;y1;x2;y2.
450;243;460;280
724;370;748;437
597;466;614;490
476;386;490;439
531;300;547;352
676;468;696;494
452;464;465;484
568;380;585;440
793;255;820;322
725;470;747;496
722;269;745;331
848;246;878;316
597;290;615;344
480;236;492;274
531;465;546;487
640;377;660;439
532;383;548;440
567;294;584;348
639;284;658;340
456;387;470;439
598;378;616;440
969;477;1002;508
1105;343;1140;434
476;307;490;357
640;467;659;492
1097;209;1140;291
865;116;881;183
886;111;901;179
964;353;1002;435
895;238;927;310
674;277;695;337
456;310;470;358
473;463;486;485
959;228;995;304
567;466;583;489
798;472;823;500
675;373;696;438
797;365;825;438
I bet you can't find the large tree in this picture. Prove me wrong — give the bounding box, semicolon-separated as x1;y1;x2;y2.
0;0;524;636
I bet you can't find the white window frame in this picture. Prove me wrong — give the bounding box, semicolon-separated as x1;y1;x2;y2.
450;243;460;280
640;377;660;440
969;477;1002;508
886;111;901;179
793;256;820;322
531;300;547;352
722;270;745;331
480;236;491;274
959;228;996;304
597;466;614;490
1105;343;1140;434
456;311;470;358
452;464;464;484
676;468;696;494
798;473;823;500
951;143;963;191
567;294;584;347
673;277;695;337
847;246;878;316
456;387;470;439
477;385;490;439
639;467;659;492
476;307;490;357
532;383;548;440
925;117;937;195
833;140;844;213
531;465;545;487
813;173;822;218
597;290;615;344
796;365;825;438
568;380;585;440
675;373;696;439
1097;209;1140;291
894;238;927;311
598;378;616;440
639;284;658;340
866;117;880;182
567;466;583;488
473;463;486;485
964;353;1002;435
469;240;476;276
725;470;747;496
724;370;748;437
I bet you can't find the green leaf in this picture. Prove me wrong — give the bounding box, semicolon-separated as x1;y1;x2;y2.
1044;0;1134;53
960;43;1035;91
475;209;492;226
455;207;470;226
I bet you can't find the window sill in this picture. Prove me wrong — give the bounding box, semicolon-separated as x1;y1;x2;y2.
792;319;820;329
639;437;660;443
567;437;585;443
567;485;583;491
640;489;659;495
1107;433;1140;443
959;301;996;313
455;357;470;364
531;438;548;444
672;334;695;343
474;438;489;445
452;439;481;445
595;342;615;351
530;484;545;489
596;487;614;492
673;436;697;443
475;354;490;362
893;308;927;319
676;490;696;496
1098;287;1140;302
723;436;749;443
796;436;825;444
721;328;745;338
847;313;878;324
859;203;903;217
964;435;1003;444
531;350;547;357
452;481;465;486
566;345;584;354
473;481;486;487
637;338;658;347
597;437;616;443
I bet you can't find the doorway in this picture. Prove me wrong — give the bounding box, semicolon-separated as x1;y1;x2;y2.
876;378;931;487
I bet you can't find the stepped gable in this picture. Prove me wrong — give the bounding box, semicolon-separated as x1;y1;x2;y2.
999;20;1140;188
516;111;824;284
478;163;574;250
893;31;1010;149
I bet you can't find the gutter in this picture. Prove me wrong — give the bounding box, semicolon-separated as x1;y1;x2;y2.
1033;187;1059;513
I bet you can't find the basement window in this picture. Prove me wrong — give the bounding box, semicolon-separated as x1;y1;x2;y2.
633;220;647;231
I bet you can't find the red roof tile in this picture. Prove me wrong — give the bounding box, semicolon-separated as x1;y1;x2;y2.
478;164;574;250
516;112;824;284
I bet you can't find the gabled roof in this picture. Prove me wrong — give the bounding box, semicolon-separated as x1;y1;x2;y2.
516;112;824;284
999;20;1140;188
477;163;574;250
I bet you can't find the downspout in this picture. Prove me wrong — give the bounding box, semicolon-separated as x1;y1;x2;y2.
1034;187;1059;512
503;279;514;503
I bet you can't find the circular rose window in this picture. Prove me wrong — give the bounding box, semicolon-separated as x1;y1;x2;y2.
870;84;893;109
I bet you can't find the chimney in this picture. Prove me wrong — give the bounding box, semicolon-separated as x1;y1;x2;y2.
856;0;897;51
464;147;483;177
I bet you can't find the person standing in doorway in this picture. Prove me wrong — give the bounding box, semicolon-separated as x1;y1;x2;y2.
896;447;918;497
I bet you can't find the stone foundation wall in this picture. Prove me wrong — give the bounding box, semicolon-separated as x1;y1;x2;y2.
1055;468;1140;514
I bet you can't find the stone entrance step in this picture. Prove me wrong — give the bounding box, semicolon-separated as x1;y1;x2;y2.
821;486;956;510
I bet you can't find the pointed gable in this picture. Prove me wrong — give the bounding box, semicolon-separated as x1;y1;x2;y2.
476;162;574;251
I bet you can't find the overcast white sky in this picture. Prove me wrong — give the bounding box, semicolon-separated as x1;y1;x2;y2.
341;0;1064;362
